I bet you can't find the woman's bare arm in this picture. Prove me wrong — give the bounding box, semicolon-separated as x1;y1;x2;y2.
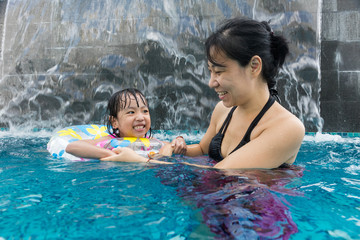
185;101;226;157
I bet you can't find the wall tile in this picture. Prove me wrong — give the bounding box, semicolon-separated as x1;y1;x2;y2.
320;70;340;102
321;12;339;40
339;72;360;101
339;11;360;41
321;41;339;71
322;0;337;12
341;101;360;131
321;100;342;132
337;0;360;11
339;42;360;71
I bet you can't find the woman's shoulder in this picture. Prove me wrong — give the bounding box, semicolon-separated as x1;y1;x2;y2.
270;103;305;137
212;101;233;117
209;102;234;126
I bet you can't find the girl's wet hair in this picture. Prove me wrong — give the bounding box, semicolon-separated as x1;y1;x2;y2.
205;17;289;100
105;88;151;138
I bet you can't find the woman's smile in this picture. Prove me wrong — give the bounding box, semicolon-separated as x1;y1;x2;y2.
217;91;228;99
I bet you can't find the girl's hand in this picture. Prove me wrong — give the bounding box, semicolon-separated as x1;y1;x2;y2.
171;136;187;155
100;147;147;162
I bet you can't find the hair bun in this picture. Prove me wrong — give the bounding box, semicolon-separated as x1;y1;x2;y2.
270;34;289;68
261;21;273;33
261;20;289;68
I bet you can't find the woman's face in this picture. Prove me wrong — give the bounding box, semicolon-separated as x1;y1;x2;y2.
207;50;252;107
111;94;151;138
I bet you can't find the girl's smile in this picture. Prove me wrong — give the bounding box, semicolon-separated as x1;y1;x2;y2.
111;94;151;138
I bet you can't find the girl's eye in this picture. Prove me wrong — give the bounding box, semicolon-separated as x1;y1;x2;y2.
127;111;135;114
143;109;149;113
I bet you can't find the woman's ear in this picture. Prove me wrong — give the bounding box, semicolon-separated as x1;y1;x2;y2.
250;55;262;75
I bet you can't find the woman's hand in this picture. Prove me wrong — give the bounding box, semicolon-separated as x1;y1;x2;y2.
100;147;147;162
171;136;187;155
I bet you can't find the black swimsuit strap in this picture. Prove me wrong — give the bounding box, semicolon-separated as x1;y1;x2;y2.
219;106;237;135
242;95;275;143
230;95;275;154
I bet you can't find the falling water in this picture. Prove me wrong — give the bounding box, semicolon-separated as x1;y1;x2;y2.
0;0;323;132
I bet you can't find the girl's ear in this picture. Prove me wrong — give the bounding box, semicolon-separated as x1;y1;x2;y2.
250;55;262;75
109;115;118;129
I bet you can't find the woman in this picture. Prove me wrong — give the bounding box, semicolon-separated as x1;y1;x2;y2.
102;17;305;169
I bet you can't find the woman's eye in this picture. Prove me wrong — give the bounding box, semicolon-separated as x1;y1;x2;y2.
210;68;223;75
215;69;224;74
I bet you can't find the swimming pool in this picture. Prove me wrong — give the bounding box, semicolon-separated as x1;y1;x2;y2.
0;130;359;239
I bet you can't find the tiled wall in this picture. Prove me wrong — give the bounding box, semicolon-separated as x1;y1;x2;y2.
321;0;360;132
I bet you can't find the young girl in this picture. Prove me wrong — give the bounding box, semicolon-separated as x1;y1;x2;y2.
65;88;186;160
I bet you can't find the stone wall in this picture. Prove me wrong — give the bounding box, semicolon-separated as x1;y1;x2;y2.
321;0;360;132
0;0;321;131
0;0;358;132
0;0;7;57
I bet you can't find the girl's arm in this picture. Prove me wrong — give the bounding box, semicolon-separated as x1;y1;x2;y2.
100;147;172;164
65;137;116;159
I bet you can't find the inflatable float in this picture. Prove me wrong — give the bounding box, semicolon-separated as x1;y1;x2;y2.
47;124;163;161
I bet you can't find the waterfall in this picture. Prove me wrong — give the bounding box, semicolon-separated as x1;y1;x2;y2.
0;0;323;132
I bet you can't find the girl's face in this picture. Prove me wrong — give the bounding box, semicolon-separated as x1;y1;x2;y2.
111;94;151;138
207;50;253;107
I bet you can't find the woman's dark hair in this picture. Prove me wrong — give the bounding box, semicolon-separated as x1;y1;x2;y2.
105;88;151;138
205;17;289;99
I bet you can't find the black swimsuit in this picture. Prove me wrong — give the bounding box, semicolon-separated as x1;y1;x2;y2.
208;96;275;162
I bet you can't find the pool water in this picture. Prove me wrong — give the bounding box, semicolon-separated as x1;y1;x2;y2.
0;131;359;239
